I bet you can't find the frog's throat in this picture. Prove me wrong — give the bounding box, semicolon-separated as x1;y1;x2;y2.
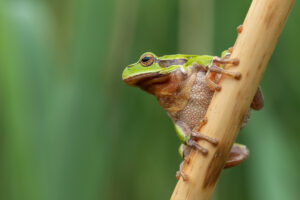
123;72;171;93
123;72;161;85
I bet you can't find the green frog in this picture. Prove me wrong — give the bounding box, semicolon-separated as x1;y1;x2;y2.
122;50;264;180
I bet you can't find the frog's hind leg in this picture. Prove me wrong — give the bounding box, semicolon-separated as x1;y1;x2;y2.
176;160;188;180
175;119;219;181
175;119;218;155
176;143;249;180
224;143;249;168
176;144;191;181
251;87;264;110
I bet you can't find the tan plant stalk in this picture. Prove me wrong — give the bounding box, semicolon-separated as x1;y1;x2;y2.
171;0;295;199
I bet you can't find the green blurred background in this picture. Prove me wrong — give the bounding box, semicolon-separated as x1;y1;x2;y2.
0;0;299;200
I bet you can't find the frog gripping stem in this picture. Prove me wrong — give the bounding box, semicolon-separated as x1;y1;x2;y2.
172;0;294;199
176;161;189;181
177;118;219;181
191;132;218;145
206;56;241;91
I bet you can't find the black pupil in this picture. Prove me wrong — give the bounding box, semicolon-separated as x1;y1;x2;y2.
142;56;151;63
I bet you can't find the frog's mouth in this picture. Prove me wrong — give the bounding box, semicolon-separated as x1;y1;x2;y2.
123;72;170;91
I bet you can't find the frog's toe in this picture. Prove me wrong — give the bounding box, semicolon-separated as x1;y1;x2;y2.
186;139;208;155
176;161;189;181
205;75;222;91
176;170;188;181
210;64;241;79
191;132;218;145
213;56;240;66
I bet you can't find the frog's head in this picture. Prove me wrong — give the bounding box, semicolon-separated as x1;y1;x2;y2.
122;52;185;90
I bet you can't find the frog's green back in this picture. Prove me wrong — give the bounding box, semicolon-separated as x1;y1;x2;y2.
158;54;214;70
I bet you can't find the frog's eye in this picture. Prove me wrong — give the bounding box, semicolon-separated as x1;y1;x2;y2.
140;54;154;67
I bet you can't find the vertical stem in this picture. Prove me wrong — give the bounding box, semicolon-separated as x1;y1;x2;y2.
171;0;294;199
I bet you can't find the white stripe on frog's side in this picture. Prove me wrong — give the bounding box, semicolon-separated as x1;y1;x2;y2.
157;58;188;68
180;65;187;73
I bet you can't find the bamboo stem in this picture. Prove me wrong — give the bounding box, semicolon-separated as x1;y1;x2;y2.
171;0;294;199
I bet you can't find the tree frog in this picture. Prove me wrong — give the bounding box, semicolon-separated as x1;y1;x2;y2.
122;50;264;180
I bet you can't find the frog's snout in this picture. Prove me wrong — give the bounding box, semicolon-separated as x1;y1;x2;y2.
122;67;130;80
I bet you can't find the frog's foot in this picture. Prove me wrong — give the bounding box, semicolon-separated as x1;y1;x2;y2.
176;145;191;181
205;75;222;91
212;56;240;66
176;134;218;181
187;134;218;155
187;120;219;154
210;64;241;80
191;132;218;145
224;143;249;168
186;139;208;154
176;160;189;181
176;143;249;180
206;57;241;91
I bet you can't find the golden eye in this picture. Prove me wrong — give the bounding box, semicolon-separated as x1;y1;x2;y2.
140;54;154;67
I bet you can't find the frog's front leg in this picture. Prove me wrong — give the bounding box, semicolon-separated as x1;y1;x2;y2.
205;56;241;91
251;87;264;110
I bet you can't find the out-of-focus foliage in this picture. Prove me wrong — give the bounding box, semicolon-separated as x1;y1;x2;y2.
0;0;299;200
